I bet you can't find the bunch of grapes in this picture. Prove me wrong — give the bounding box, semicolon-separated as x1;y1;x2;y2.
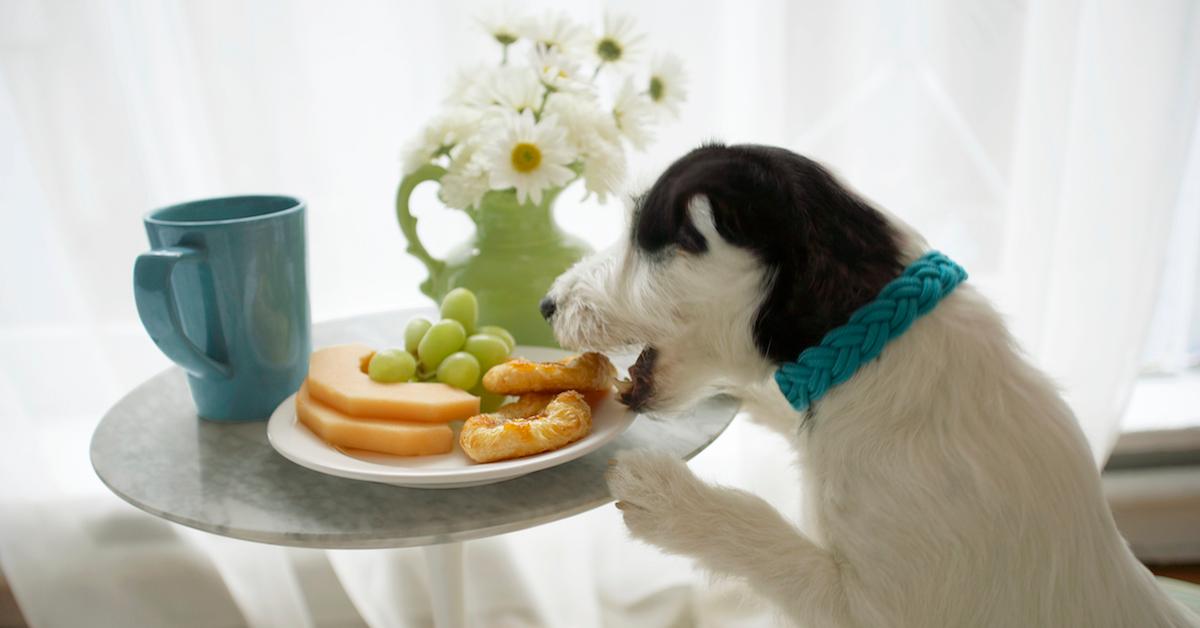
365;288;515;394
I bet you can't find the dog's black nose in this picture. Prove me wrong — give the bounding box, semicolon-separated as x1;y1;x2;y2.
539;296;557;320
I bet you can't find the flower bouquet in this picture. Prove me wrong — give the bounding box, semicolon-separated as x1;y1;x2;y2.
396;10;686;347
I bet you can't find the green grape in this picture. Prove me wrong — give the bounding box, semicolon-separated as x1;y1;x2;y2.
477;325;516;352
437;351;480;390
367;348;416;383
464;334;509;374
404;318;432;354
440;288;478;334
418;319;466;370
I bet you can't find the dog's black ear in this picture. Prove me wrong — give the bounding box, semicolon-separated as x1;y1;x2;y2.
739;148;904;363
632;142;744;255
634;144;903;363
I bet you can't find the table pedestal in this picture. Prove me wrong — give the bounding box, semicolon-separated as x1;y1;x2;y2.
422;542;465;628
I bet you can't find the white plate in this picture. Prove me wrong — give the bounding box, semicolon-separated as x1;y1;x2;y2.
267;346;638;488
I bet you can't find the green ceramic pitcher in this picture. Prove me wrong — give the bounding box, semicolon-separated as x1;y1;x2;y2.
396;164;591;347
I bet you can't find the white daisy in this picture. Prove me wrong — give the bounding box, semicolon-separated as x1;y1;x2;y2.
544;93;625;200
544;92;619;151
593;13;646;69
581;137;626;201
647;53;687;116
483;110;576;205
477;5;523;48
439;139;492;210
521;11;589;54
443;64;492;105
612;79;656;150
486;66;545;114
401;107;482;173
531;46;593;95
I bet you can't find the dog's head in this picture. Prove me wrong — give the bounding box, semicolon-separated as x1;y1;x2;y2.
543;143;908;412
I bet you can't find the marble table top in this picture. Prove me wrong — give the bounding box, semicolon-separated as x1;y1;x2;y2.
91;309;740;549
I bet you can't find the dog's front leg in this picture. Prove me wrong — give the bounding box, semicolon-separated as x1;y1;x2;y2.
607;450;848;626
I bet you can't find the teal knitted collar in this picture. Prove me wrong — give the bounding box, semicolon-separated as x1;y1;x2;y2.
775;251;967;412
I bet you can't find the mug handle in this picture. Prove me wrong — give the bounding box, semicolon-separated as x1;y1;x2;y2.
133;246;232;379
395;163;448;298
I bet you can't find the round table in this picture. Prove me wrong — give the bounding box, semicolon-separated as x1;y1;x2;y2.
91;309;741;628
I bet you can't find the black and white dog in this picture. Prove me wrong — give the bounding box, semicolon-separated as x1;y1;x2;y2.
542;144;1197;627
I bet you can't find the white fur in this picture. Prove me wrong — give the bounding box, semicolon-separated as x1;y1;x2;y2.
546;197;1199;627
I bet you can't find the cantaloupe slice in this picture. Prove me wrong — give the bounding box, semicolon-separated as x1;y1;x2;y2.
305;344;479;422
295;382;453;456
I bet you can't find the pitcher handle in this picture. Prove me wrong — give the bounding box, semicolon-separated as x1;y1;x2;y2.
133;245;233;379
396;163;449;298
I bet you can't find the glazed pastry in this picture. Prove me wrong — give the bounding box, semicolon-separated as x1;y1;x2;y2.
482;352;616;395
459;391;593;463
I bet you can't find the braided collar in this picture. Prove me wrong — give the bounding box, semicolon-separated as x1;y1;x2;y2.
774;251;967;412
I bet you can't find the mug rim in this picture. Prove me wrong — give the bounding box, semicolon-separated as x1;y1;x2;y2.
145;195;305;227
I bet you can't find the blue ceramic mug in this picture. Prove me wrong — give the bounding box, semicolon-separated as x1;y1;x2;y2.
134;195;311;421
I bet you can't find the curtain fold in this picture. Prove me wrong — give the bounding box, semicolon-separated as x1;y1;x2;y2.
2;0;1197;626
999;0;1200;462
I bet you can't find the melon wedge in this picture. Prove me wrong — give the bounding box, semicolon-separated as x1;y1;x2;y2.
305;344;479;422
295;382;453;456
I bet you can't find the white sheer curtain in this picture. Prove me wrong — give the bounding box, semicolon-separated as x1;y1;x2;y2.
2;0;1197;626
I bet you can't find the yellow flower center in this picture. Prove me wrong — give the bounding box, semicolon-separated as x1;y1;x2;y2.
596;38;623;62
649;76;665;101
541;65;570;80
511;142;542;173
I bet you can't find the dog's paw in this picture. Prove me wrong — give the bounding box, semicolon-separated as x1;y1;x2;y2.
606;449;709;552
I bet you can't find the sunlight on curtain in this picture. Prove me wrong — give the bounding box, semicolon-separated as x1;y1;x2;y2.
2;0;1198;626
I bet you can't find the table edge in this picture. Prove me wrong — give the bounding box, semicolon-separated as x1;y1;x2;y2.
90;399;740;548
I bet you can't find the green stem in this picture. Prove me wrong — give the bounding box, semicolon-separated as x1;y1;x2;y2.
501;44;509;65
534;89;552;121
